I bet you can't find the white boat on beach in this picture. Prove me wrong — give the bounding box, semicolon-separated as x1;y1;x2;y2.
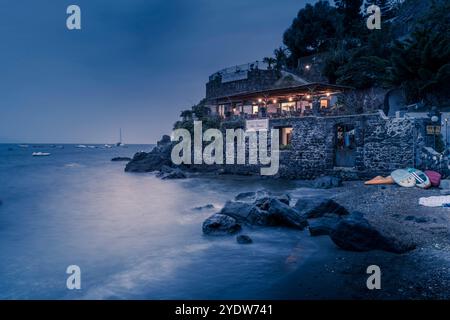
32;152;51;157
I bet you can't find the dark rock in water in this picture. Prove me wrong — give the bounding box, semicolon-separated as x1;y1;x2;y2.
294;198;348;219
157;167;186;180
125;135;173;172
267;199;307;229
254;194;291;209
111;157;132;162
193;204;215;211
308;214;342;236
312;176;342;189
220;201;254;222
202;214;241;235
235;192;257;201
236;235;253;244
157;135;171;146
330;212;415;253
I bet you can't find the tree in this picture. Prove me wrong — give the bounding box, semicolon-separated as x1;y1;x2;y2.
273;47;289;70
283;1;339;60
390;0;450;106
334;0;363;36
263;57;276;69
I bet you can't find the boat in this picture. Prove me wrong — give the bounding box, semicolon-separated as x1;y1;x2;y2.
32;152;51;157
18;144;29;148
104;144;112;148
76;145;87;148
116;128;125;147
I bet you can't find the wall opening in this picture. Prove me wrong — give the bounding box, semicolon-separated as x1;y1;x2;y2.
335;124;356;167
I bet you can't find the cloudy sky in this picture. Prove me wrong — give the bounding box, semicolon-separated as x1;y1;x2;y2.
0;0;310;143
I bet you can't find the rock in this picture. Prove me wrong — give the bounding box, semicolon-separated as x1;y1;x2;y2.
158;167;186;180
330;213;414;253
439;180;450;189
219;201;254;222
157;134;171;146
294;198;349;219
415;217;428;223
267;199;307;229
202;214;241;235
111;157;132;162
236;235;253;244
308;214;342;236
312;176;342;189
125;135;173;172
235;192;256;201
193;204;215;211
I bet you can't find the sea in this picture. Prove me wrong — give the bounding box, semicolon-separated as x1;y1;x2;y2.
0;143;337;299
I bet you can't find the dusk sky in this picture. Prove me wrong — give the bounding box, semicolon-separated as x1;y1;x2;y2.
0;0;311;144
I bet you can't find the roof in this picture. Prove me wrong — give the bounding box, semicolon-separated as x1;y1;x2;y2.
210;82;353;103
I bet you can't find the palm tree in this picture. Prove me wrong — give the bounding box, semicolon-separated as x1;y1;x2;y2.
274;47;288;70
263;57;276;70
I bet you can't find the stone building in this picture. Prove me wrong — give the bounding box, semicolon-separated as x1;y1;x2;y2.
188;63;444;179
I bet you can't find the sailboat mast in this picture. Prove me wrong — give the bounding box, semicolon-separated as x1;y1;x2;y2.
120;128;122;144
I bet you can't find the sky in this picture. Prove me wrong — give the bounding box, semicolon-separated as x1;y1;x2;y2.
0;0;311;144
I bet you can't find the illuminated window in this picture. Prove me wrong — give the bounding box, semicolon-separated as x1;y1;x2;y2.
252;105;259;114
320;99;329;109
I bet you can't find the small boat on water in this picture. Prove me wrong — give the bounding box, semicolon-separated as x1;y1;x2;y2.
32;152;51;157
76;145;87;148
18;144;29;148
116;128;126;147
104;144;112;148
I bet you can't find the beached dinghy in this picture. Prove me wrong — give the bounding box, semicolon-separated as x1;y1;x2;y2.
407;168;431;189
391;169;416;187
32;152;51;157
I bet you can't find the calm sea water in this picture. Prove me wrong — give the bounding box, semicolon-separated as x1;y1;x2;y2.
0;143;335;299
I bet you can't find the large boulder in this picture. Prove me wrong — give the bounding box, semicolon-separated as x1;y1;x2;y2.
308;214;342;236
312;176;342;189
157;165;186;179
330;213;415;253
294;198;348;219
219;201;254;222
125;136;173;172
266;199;307;230
202;214;241;235
236;235;253;244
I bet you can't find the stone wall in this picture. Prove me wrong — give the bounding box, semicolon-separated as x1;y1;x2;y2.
277;113;420;179
205;69;281;100
217;112;426;179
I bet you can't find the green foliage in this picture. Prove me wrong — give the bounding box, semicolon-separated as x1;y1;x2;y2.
283;1;339;59
334;0;363;36
263;57;276;69
390;23;450;104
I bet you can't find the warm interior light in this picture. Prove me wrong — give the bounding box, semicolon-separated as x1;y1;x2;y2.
273;99;277;104
326;92;330;97
305;64;310;70
306;94;311;99
289;97;293;102
258;98;262;103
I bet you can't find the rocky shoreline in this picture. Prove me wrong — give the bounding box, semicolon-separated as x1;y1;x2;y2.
123;137;450;299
